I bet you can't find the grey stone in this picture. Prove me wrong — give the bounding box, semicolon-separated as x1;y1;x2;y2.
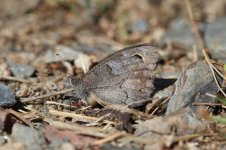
42;46;82;63
12;123;46;149
135;108;205;138
167;108;205;135
0;83;16;106
48;139;69;150
159;19;201;50
160;17;226;62
204;17;226;62
134;117;175;139
166;61;220;115
25;145;43;150
0;136;5;145
8;63;35;79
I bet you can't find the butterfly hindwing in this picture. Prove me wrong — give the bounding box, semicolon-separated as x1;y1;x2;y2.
75;44;159;107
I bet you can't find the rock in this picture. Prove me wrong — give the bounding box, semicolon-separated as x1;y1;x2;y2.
135;108;205;138
48;140;70;150
0;83;16;106
160;18;226;62
0;136;5;145
7;52;36;64
166;61;220;115
41;46;83;63
204;17;226;62
8;63;35;79
167;108;205;135
43;125;95;149
0;108;14;131
12;123;46;149
159;19;201;50
134;117;175;140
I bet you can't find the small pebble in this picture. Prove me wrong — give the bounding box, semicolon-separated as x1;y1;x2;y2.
8;63;35;78
12;123;46;149
0;83;16;106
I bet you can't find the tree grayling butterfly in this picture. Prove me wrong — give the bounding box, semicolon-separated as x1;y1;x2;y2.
70;44;159;108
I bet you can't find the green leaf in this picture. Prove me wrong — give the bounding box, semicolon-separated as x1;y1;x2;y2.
211;115;226;125
216;96;226;105
224;64;226;71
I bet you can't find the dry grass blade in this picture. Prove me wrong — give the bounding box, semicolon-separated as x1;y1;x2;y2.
20;88;73;103
184;0;205;50
203;49;226;97
193;102;226;108
0;75;30;83
48;109;115;125
86;113;112;127
124;136;156;145
6;109;33;128
45;120;107;138
149;98;169;117
212;66;226;81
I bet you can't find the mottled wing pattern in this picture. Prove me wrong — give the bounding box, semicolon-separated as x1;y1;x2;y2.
82;44;159;107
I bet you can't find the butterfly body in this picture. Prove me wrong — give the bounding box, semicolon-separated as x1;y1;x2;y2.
72;44;159;107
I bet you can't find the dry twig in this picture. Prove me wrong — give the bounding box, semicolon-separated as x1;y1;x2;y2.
93;131;126;146
6;109;33;128
86;113;112;127
193;102;226;108
203;49;226;97
45;120;107;138
48;109;115;125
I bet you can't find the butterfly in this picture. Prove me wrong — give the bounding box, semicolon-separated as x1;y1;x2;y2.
71;44;159;108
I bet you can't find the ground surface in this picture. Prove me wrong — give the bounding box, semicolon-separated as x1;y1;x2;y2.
0;0;226;150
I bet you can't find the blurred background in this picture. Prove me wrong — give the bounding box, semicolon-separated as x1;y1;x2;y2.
1;0;226;77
